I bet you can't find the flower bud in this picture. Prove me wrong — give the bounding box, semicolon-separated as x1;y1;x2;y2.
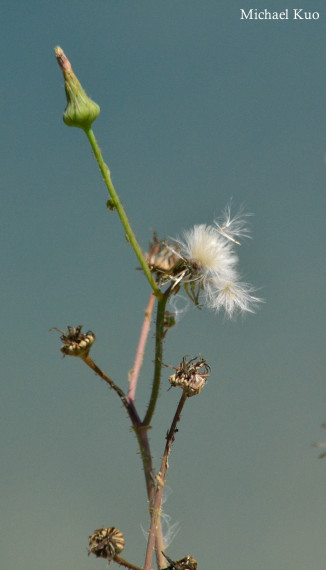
55;47;100;130
88;527;125;560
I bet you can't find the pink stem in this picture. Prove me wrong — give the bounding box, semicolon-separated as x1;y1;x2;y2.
128;293;156;403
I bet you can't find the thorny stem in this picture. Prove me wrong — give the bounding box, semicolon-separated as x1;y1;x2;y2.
83;127;161;298
144;392;188;570
143;292;169;426
128;292;156;403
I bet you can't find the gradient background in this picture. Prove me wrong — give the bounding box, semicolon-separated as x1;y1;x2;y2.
2;1;326;569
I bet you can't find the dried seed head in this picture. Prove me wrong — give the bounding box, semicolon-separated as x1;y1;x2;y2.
162;553;197;570
169;357;210;397
88;527;125;560
52;325;95;358
146;233;181;282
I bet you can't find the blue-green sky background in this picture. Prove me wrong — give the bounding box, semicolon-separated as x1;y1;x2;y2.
2;1;326;568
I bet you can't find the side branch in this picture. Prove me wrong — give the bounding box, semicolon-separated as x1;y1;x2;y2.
128;292;156;403
143;293;169;426
113;554;143;570
81;354;158;542
82;354;140;423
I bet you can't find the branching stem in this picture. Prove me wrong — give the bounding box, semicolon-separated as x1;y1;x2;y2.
81;353;163;567
144;392;188;570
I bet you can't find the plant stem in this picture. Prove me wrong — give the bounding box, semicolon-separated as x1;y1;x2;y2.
82;353;130;406
113;554;143;570
82;353;163;566
144;392;188;570
84;127;161;298
132;427;164;570
128;292;156;403
143;293;169;426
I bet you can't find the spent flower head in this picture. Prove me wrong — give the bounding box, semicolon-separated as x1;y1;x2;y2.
146;232;181;278
52;325;95;358
169;357;210;397
88;527;125;561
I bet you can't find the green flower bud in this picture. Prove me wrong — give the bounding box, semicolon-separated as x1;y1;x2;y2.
55;46;100;130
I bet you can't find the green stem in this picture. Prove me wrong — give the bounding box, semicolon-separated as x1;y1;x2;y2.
84;127;161;298
143;292;169;426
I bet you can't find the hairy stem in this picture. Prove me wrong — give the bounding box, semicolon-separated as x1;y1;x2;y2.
128;293;156;403
84;127;161;298
113;554;143;570
143;293;169;426
82;355;154;493
82;354;163;566
82;353;130;409
144;392;188;570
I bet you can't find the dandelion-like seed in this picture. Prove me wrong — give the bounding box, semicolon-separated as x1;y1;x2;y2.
88;527;125;561
151;206;262;318
215;203;252;244
312;423;326;459
51;325;95;358
205;277;262;318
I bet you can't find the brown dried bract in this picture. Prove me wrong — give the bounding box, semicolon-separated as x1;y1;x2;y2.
88;527;125;560
169;357;210;397
52;325;95;358
162;553;198;570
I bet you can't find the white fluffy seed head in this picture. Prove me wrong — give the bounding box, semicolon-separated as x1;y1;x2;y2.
166;206;262;318
180;224;238;278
